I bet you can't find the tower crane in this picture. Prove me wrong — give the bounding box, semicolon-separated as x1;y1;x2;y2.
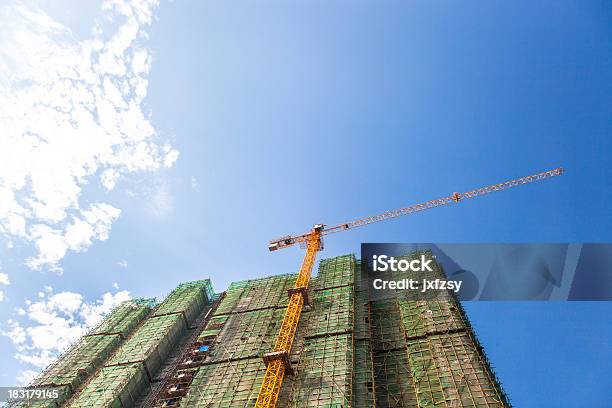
255;167;564;408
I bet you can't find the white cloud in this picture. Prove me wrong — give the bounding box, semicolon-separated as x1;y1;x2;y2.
144;180;174;218
0;0;177;272
0;272;9;285
0;268;11;301
4;320;26;344
2;287;131;378
118;260;128;268
25;202;121;273
80;290;131;327
190;176;200;192
16;370;38;386
101;169;120;190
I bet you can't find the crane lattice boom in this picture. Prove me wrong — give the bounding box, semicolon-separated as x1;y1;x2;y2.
256;167;563;408
268;167;563;252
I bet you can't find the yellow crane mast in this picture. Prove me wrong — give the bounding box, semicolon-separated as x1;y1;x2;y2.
255;167;564;408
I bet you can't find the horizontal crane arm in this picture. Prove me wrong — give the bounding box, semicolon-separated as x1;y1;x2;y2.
268;167;563;251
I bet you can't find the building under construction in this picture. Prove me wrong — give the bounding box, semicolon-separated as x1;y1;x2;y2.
15;252;510;408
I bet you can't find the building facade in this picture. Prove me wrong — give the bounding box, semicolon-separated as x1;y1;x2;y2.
14;253;509;408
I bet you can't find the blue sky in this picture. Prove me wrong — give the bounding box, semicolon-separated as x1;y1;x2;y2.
0;0;611;406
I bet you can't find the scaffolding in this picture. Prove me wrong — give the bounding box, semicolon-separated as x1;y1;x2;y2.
152;281;212;327
89;299;156;338
61;280;215;408
406;332;505;407
206;308;279;362
9;299;154;408
21;256;511;408
167;255;359;408
181;276;295;407
284;255;357;407
374;349;419;408
314;254;356;289
183;357;268;406
145;300;221;407
288;334;353;407
354;279;376;408
368;252;510;408
301;285;353;338
65;364;148;407
106;313;188;379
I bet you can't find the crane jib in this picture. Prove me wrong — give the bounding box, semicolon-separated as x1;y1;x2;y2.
268;167;564;250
